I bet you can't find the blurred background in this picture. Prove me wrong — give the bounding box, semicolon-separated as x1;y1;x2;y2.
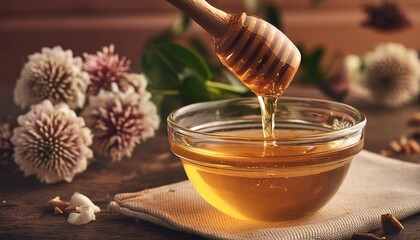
1;0;419;80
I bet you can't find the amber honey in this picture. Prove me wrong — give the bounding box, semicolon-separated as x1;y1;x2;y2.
170;129;363;221
214;13;300;138
215;13;299;97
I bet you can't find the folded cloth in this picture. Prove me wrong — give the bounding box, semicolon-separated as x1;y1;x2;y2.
108;150;420;240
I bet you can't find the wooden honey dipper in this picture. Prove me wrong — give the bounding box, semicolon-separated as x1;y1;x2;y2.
166;0;301;97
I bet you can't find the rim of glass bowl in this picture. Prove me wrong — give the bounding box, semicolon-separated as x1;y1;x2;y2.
167;97;366;144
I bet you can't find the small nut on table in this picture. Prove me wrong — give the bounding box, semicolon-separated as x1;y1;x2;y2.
47;196;70;211
381;137;420;157
351;233;385;240
399;136;407;147
54;207;64;215
388;140;402;153
381;213;404;235
408;139;420;153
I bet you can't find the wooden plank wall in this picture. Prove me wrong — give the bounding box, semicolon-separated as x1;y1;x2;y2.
1;0;419;87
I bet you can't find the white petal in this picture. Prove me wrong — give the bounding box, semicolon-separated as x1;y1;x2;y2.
69;192;101;213
68;205;95;225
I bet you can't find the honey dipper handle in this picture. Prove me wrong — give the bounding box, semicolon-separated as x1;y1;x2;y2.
166;0;230;37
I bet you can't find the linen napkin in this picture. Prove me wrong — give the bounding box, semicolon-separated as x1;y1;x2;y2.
108;150;420;240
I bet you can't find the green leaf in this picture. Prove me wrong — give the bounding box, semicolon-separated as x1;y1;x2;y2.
142;42;212;91
157;43;212;81
188;38;212;64
141;40;253;121
296;45;327;85
181;76;211;102
309;47;325;65
142;46;181;90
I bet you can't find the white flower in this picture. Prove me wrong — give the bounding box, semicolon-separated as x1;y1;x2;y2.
364;42;420;107
82;83;159;161
67;192;100;225
128;73;148;96
11;100;93;184
83;44;131;96
68;205;96;225
69;192;101;214
14;46;90;109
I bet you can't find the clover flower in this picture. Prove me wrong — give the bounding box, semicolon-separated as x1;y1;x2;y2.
14;46;89;109
11;100;93;184
364;43;420;107
83;45;135;96
82;82;159;161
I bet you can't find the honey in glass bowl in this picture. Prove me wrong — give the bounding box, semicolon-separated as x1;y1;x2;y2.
167;97;366;222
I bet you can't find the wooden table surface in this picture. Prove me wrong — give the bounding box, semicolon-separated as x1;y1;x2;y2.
0;85;419;239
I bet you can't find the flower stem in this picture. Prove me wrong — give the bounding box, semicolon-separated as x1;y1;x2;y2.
149;89;180;96
205;81;247;94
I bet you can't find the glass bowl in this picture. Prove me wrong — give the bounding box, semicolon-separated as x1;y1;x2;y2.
167;97;366;222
